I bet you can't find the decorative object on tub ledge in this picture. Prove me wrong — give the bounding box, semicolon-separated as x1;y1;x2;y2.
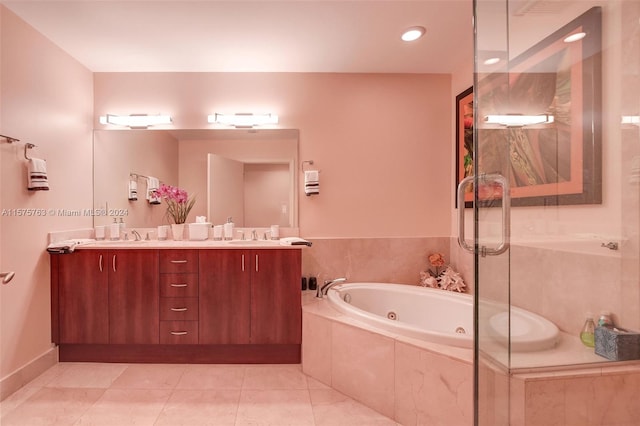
419;252;466;292
152;184;196;241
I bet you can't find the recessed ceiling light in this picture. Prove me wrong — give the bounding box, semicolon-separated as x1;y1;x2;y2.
401;26;426;42
564;32;586;43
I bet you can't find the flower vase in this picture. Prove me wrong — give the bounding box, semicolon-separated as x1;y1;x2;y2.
171;223;185;241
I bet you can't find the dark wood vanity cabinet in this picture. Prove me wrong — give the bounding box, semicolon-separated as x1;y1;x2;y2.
108;250;159;344
159;250;199;344
199;249;302;345
56;250;109;344
52;250;159;345
51;247;302;363
250;249;302;344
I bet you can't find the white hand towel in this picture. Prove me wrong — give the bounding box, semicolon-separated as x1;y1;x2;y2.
147;177;161;204
128;179;138;201
28;158;50;191
304;170;319;196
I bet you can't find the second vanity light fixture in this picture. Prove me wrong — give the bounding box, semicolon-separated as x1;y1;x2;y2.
208;113;279;128
99;114;172;129
485;114;555;127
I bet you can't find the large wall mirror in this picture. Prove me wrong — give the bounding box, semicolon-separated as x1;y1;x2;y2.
93;129;299;229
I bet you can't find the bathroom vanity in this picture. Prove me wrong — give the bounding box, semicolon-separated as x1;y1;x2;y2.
49;243;302;363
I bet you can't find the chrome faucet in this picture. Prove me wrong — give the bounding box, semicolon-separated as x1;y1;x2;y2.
316;277;347;298
131;230;142;241
251;229;258;240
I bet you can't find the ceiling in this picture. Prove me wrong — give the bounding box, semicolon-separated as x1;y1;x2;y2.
1;0;473;73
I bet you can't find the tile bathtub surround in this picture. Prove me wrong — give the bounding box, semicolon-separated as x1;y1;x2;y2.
0;362;399;426
302;302;474;426
302;237;452;285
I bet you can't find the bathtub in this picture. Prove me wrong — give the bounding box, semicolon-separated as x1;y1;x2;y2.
326;282;560;351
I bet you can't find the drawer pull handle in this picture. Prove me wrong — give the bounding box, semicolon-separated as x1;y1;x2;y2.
170;260;188;264
171;307;188;312
170;331;188;336
170;283;188;288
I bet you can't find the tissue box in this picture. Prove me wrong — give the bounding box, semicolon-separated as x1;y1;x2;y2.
188;223;211;241
595;326;640;361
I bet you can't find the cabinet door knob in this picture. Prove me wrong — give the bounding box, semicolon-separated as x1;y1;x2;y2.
170;331;188;336
170;260;188;264
170;307;188;312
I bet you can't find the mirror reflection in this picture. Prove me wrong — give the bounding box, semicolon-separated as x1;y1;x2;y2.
93;129;299;229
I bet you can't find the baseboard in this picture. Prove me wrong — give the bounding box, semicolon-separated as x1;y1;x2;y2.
0;346;58;401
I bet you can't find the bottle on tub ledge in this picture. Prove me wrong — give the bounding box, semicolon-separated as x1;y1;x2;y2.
580;313;596;347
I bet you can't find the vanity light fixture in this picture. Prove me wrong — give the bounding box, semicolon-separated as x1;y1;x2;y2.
401;26;426;42
208;113;279;128
99;114;172;129
622;115;640;125
485;114;555;127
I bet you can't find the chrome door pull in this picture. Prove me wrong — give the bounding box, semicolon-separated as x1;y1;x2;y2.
170;283;188;288
170;331;188;336
170;307;188;312
170;260;188;264
457;173;510;256
99;254;103;272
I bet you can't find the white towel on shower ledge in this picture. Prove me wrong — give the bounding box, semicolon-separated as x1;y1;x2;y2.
28;158;50;191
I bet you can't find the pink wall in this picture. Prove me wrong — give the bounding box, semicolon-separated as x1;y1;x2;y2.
0;7;93;386
94;72;453;238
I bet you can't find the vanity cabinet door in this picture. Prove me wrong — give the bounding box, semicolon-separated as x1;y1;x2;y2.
57;250;109;344
108;250;159;344
199;250;250;344
250;249;302;344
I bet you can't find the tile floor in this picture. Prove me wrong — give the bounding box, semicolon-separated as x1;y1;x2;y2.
0;362;399;425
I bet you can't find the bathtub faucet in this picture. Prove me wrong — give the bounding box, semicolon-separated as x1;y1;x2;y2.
316;277;347;299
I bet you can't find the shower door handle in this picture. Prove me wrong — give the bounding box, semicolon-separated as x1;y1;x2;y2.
457;176;475;254
457;173;510;256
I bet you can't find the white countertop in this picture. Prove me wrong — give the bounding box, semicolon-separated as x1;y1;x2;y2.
75;239;305;249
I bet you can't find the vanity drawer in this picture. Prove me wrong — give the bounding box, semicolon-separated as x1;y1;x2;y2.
160;273;199;297
160;297;199;321
159;250;199;273
160;321;198;344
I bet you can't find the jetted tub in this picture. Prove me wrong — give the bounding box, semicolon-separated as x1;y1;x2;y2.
326;283;560;351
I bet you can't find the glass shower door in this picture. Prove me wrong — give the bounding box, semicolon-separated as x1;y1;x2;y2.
471;1;639;425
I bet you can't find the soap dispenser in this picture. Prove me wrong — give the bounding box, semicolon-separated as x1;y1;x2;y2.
223;217;234;240
110;217;120;240
580;313;596;347
119;217;126;237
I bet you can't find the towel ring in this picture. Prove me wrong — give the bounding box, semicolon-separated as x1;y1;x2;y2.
24;143;36;160
302;160;315;172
